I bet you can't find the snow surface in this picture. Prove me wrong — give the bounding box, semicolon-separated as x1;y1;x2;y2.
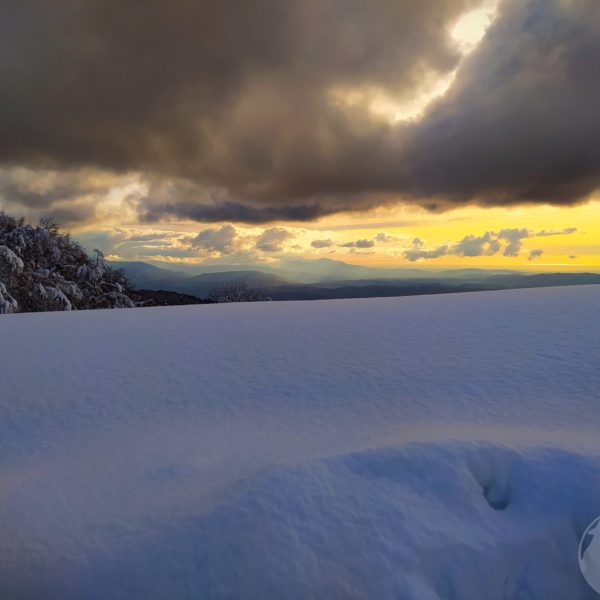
1;285;600;599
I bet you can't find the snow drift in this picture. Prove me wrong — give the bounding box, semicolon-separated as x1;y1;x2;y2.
1;286;599;599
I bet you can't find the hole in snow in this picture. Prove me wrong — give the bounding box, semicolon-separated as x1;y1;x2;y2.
466;447;516;511
481;481;510;510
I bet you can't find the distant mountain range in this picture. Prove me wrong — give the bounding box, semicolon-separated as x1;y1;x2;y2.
111;259;600;302
114;261;290;298
138;258;521;284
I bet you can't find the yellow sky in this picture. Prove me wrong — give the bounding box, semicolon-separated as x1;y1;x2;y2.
71;194;600;271
309;201;600;269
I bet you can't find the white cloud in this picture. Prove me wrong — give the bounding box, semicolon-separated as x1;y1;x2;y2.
255;228;295;253
192;224;239;254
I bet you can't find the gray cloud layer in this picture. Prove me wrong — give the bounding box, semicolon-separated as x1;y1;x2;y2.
339;239;376;249
1;0;599;223
311;239;334;249
401;0;600;209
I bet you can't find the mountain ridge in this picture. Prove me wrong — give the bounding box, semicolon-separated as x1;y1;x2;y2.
112;260;600;302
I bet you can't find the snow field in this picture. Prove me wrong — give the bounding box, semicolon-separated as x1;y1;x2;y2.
0;285;599;598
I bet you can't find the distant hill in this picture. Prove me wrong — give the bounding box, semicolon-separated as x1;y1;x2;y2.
269;258;393;283
175;271;290;298
481;272;600;288
112;259;600;303
266;258;523;283
133;289;212;307
112;262;289;298
268;273;600;301
113;261;189;290
114;258;524;285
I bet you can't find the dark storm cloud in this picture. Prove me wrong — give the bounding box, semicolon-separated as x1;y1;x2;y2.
0;0;599;223
140;199;331;224
0;168;126;224
401;0;600;207
0;181;76;210
0;169;108;209
43;203;98;225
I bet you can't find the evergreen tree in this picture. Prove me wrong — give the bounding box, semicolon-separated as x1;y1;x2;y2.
0;213;134;314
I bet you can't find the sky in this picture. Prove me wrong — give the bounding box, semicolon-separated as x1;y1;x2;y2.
1;0;599;270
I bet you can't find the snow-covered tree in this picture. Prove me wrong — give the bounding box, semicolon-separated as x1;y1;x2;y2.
0;212;134;314
0;282;18;314
208;281;270;303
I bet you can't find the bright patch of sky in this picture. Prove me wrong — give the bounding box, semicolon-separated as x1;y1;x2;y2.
330;1;499;124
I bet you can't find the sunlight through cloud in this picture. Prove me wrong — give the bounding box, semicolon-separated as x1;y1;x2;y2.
329;1;499;124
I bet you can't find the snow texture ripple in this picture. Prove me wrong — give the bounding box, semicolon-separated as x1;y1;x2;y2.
0;285;599;599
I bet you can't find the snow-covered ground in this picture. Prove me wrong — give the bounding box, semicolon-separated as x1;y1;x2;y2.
1;286;600;599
